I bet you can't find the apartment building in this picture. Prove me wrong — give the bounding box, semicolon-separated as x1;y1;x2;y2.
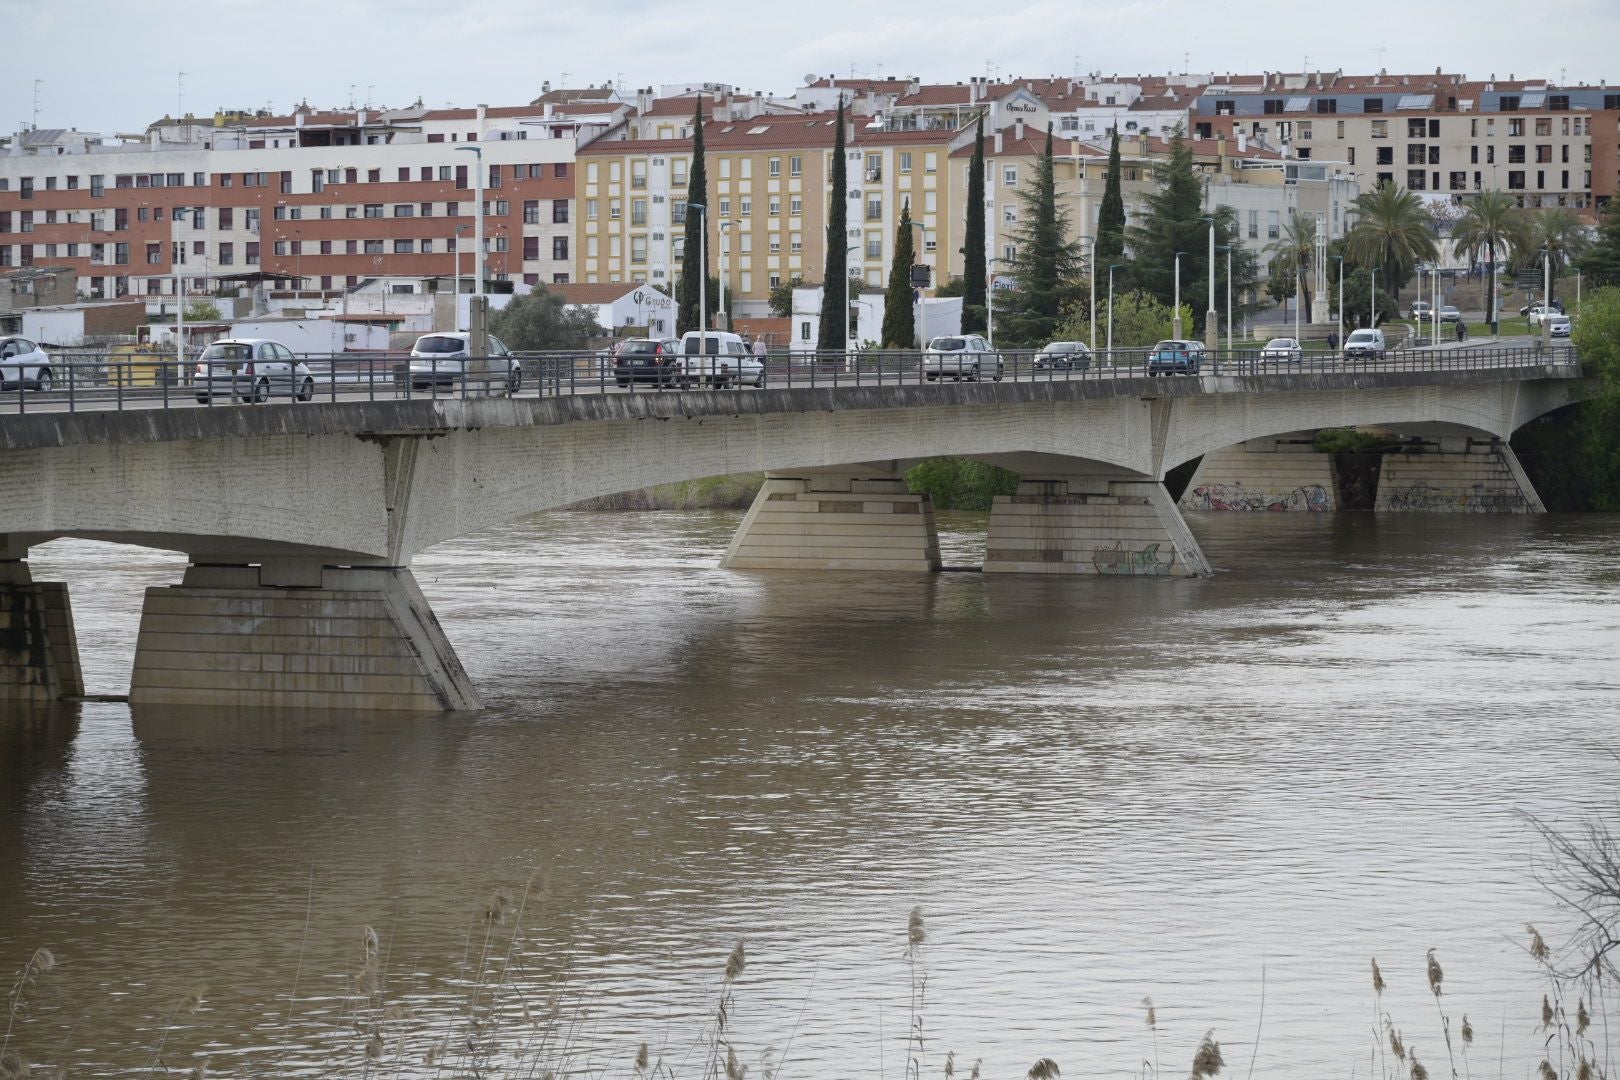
575;110;964;315
0;102;619;300
1192;74;1620;208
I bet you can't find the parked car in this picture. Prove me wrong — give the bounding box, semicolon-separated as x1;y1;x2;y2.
612;338;682;387
1259;337;1303;362
1409;300;1432;322
1342;328;1387;360
674;331;765;388
0;336;53;392
407;332;521;394
1033;340;1091;371
194;339;315;403
1146;339;1206;376
1547;314;1572;339
922;335;1003;381
1520;299;1565;318
1438;305;1463;324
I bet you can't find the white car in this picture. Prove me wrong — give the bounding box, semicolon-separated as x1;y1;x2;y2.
674;331;765;388
1409;301;1432;322
1547;314;1572;339
194;339;316;403
1259;337;1303;362
1343;328;1387;359
0;336;53;392
1525;305;1561;327
408;332;522;394
922;335;1003;382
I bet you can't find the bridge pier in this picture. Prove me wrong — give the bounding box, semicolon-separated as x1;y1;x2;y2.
984;477;1212;577
0;551;85;703
721;474;941;571
1179;435;1336;512
1374;438;1545;513
130;562;479;712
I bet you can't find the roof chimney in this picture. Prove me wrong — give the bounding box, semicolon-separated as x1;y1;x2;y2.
1014;119;1025;140
994;130;1003;153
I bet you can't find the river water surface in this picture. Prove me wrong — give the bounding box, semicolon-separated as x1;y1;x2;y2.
4;511;1619;1079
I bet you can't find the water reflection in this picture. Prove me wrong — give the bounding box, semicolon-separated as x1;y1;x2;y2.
4;512;1619;1077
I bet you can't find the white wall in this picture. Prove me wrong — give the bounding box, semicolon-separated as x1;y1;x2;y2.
21;310;88;346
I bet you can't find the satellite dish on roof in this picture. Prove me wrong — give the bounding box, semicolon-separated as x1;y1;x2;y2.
804;74;818;85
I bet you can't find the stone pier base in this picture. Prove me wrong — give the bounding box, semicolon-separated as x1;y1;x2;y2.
0;560;84;702
721;475;941;571
1180;437;1336;512
130;563;479;711
985;477;1211;577
1374;439;1544;513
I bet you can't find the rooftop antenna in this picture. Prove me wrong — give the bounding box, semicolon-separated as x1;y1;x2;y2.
177;71;186;118
1377;47;1387;73
1184;51;1190;74
32;78;42;130
348;84;357;109
366;84;374;109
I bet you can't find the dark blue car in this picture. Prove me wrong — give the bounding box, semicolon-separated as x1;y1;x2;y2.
1146;340;1206;376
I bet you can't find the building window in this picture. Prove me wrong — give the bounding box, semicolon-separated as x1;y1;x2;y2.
552;200;569;224
1266;211;1280;239
769;157;781;177
1315;98;1336;114
1371;120;1388;139
790;155;802;177
553;236;568;260
1002;165;1017;186
866;197;882;221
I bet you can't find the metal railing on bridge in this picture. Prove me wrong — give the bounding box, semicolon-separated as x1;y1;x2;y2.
0;343;1582;416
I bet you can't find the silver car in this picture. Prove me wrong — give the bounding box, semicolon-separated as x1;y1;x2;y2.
1259;337;1303;362
194;339;315;403
0;336;53;391
408;332;522;394
922;335;1003;382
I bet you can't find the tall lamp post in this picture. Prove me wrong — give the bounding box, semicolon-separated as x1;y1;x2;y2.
1331;254;1345;352
1107;263;1122;359
1172;251;1187;339
1540;245;1551;349
172;212;185;372
1201;216;1218;352
718;219;736;331
455;146;484;305
1369;266;1379;329
844;242;860;356
985;256;998;346
1216;244;1233;354
688;202;708;345
1081;233;1097;359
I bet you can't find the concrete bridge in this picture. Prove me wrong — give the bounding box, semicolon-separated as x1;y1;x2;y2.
0;357;1582;712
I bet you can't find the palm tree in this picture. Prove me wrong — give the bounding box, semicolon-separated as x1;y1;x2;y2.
1451;191;1526;328
1344;183;1439;293
1510;208;1593;303
1266;212;1317;316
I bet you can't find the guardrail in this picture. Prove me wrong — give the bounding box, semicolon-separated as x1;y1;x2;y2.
0;343;1582;415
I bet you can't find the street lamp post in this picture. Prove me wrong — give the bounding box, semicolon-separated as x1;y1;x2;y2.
688;203;708;344
1541;246;1552;349
1217;244;1233;355
453;223;473;316
1202;216;1218;352
294;228;302;295
1369;266;1379;329
1432;267;1440;348
1107;264;1121;359
1081;234;1096;359
1172;251;1187;339
718;220;736;331
455;146;484;305
172;213;184;373
1331;254;1345;352
986;256;997;346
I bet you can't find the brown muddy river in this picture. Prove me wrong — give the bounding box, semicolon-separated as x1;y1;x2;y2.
4;510;1619;1078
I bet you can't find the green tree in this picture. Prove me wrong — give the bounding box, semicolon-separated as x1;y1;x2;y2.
1124;125;1255;337
677;97;709;336
1511;207;1593;303
490;285;607;350
1515;287;1620;510
1265;213;1317;314
961;116;988;334
933;276;967;298
672;274;721;325
1452;191;1527;327
905;457;1020;510
999;124;1082;346
818;97;850;351
767;276;805;318
183;299;223;321
1343;183;1438;294
1056;289;1192;351
1095;128;1126;265
882;203;918;347
1574;202;1620;290
1338;266;1400;329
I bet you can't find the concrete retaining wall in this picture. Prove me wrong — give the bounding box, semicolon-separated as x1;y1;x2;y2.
0;561;83;702
1180;439;1336;512
985;478;1211;577
129;564;478;712
721;476;941;572
1375;442;1544;513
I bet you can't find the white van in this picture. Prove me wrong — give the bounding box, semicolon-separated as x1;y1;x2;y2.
674;331;765;388
1343;327;1386;360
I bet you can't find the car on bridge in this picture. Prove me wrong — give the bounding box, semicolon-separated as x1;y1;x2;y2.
194;339;316;403
1146;340;1206;376
923;335;1004;381
407;332;522;394
1548;314;1572;339
1342;328;1387;360
1438;305;1463;324
1259;337;1303;362
612;338;682;387
674;331;765;388
1033;341;1091;371
0;337;52;392
1409;300;1432;322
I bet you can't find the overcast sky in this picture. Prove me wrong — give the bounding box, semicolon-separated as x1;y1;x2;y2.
4;0;1616;134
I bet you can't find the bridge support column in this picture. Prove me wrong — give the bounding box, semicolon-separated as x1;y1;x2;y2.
130;563;479;712
985;477;1211;577
0;554;85;703
721;474;941;572
1374;438;1544;513
1179;436;1336;512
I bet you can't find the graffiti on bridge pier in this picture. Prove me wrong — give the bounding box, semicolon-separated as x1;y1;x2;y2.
1186;483;1332;513
1381;481;1530;513
1091;542;1176;576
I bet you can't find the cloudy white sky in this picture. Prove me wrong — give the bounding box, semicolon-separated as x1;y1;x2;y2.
4;0;1616;133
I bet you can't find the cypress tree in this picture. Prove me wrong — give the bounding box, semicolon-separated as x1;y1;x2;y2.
1096;128;1126;265
818;98;849;352
677;97;709;336
882;202;918;348
1003;123;1079;346
961;116;988;333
